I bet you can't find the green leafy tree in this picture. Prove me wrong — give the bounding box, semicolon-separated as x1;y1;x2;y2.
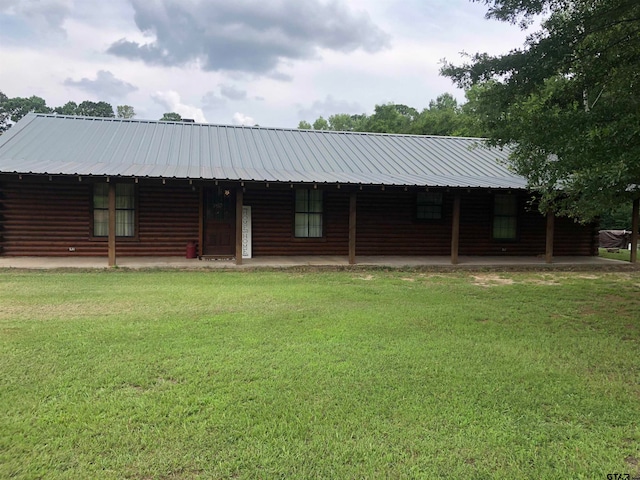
441;0;640;221
297;120;312;129
412;93;473;137
312;116;329;131
328;113;368;132
0;93;52;133
160;112;182;122
116;105;136;119
76;101;115;117
54;101;79;116
364;103;418;133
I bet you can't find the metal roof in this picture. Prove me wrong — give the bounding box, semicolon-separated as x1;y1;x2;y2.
0;113;527;189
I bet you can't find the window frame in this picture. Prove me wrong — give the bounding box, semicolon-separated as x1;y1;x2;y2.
91;182;139;240
492;193;518;241
293;188;325;239
415;191;445;222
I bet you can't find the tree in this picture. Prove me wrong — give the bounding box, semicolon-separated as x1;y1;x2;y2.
441;0;640;222
160;112;182;122
117;105;136;119
0;93;52;133
76;101;115;117
364;103;418;133
54;101;79;116
312;116;329;131
412;93;475;137
297;120;312;129
54;100;115;117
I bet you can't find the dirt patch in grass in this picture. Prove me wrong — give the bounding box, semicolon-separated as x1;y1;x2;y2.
471;274;514;287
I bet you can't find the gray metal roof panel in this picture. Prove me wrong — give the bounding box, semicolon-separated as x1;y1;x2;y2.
0;113;527;189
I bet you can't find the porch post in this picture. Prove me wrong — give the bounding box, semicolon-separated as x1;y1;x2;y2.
349;192;357;265
545;210;555;264
235;187;243;266
108;182;116;267
450;192;461;265
631;197;639;264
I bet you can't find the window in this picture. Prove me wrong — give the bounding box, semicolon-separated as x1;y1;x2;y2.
417;191;443;220
493;194;517;240
295;189;323;237
93;183;136;237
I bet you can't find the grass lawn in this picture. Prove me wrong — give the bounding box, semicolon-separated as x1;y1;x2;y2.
1;269;639;479
599;247;634;262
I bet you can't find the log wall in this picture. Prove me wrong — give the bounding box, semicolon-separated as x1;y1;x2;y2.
0;178;199;256
0;177;597;257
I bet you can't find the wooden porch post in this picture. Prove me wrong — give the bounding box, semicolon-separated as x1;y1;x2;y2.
631;197;639;264
235;187;244;266
349;192;357;265
450;192;461;265
108;181;116;267
545;210;555;264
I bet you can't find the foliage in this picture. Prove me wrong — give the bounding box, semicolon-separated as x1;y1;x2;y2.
76;100;115;117
297;120;312;129
0;92;119;134
116;105;136;119
53;101;79;116
599;204;634;230
297;96;484;137
312;116;329;130
1;270;639;478
0;92;52;133
160;112;182;122
441;0;640;221
53;100;115;118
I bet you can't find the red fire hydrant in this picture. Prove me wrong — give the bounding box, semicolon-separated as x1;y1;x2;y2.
186;241;197;259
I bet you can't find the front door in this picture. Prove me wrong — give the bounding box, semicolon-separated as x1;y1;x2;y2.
203;187;236;256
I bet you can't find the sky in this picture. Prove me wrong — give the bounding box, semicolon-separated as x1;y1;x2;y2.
0;0;534;128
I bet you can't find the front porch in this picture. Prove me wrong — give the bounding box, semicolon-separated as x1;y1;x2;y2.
0;255;631;271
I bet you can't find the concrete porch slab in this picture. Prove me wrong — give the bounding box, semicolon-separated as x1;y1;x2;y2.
0;255;632;270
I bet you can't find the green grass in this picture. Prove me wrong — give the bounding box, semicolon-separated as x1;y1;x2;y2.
1;269;639;479
599;247;634;262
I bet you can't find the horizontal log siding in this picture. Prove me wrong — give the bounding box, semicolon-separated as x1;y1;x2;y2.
356;191;452;255
0;181;96;256
118;185;200;256
457;192;597;256
0;179;597;257
244;189;349;255
0;179;199;256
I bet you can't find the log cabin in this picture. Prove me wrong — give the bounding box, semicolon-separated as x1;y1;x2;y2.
0;113;597;265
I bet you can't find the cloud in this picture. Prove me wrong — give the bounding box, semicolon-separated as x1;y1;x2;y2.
63;70;138;99
0;0;72;38
151;90;207;122
201;91;227;110
107;0;390;77
219;84;247;101
233;112;256;126
297;95;365;122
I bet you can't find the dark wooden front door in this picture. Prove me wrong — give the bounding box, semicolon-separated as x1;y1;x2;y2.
203;187;236;256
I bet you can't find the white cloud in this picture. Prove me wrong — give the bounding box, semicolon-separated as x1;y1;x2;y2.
0;0;536;129
151;90;206;123
232;112;256;126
